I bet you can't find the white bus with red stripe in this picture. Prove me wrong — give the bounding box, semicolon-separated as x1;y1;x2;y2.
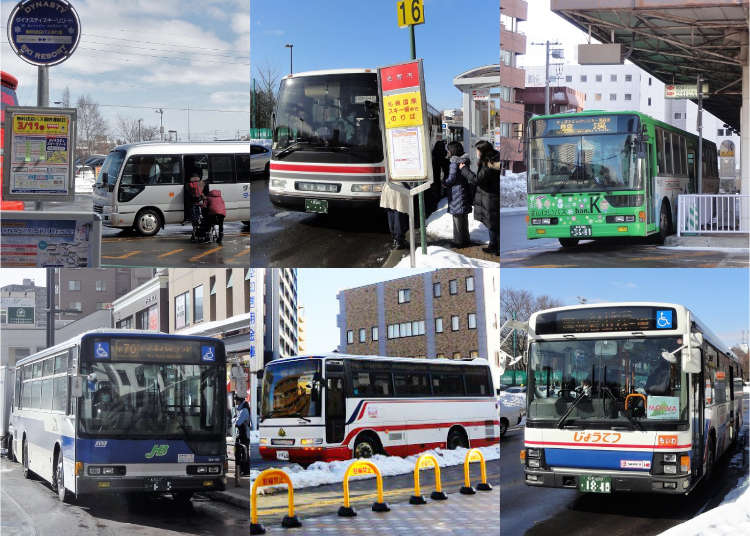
258;354;499;463
268;68;441;212
521;302;743;495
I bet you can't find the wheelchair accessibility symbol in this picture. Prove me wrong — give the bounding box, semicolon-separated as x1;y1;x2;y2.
201;345;215;362
94;342;110;359
655;310;673;329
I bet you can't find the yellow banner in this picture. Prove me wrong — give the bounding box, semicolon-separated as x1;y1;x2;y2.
13;114;69;135
384;91;423;129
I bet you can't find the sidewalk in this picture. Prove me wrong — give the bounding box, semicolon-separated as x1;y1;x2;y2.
382;239;499;268
664;233;749;250
259;487;499;535
204;455;249;510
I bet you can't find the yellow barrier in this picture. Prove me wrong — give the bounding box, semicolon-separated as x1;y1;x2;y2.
250;469;301;534
460;448;492;495
410;453;448;504
338;460;390;517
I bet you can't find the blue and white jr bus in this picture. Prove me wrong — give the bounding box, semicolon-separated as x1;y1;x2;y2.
7;329;227;503
521;303;743;495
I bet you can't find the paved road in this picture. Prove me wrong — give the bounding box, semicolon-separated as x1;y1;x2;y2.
0;457;247;536
500;394;749;536
500;210;749;267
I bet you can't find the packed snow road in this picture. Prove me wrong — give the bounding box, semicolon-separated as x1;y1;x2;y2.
499;394;749;535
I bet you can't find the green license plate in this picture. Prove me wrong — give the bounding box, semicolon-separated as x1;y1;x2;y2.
579;475;611;493
305;199;328;214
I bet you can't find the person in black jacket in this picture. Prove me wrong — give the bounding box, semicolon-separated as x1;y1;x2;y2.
460;140;500;255
429;137;448;214
444;141;473;248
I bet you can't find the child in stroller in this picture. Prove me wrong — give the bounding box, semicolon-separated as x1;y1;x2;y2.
186;175;209;242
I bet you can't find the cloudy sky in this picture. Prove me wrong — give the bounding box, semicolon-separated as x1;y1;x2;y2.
1;0;250;141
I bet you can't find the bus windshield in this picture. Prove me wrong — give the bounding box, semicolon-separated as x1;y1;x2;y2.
95;150;126;189
260;359;322;420
528;133;642;194
273;73;383;163
79;361;222;437
527;336;688;428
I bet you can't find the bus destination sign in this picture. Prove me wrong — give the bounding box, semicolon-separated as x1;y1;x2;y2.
533;115;639;137
105;339;216;363
535;307;678;335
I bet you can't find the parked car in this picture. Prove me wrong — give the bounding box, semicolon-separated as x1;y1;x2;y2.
505;386;526;395
498;393;525;438
250;143;271;178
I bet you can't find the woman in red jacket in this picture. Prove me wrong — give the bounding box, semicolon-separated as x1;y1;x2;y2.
205;189;227;244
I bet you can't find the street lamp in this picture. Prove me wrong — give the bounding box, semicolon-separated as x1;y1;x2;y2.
285;43;294;75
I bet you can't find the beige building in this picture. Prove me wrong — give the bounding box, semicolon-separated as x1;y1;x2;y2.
168;269;250;332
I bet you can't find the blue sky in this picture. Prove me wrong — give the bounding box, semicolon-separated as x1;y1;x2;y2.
1;0;249;140
251;0;499;111
298;268;431;353
500;268;749;347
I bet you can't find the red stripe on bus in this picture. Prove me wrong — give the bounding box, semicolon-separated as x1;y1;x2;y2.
524;440;692;450
270;163;385;174
355;399;493;421
343;420;499;446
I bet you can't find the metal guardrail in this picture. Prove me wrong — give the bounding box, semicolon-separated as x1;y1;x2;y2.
677;194;750;236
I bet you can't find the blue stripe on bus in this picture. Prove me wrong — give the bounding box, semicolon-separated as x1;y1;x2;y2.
545;448;653;470
77;438;222;464
345;401;365;426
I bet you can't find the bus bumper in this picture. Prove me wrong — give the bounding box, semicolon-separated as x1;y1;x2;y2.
523;469;691;494
75;475;226;494
527;222;650;240
96;210;134;229
259;445;351;463
269;192;380;212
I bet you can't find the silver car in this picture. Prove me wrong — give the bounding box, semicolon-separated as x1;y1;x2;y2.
250;144;271;179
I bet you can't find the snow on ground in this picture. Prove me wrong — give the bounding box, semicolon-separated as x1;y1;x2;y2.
426;198;489;243
501;172;527;208
394;245;498;268
250;444;500;494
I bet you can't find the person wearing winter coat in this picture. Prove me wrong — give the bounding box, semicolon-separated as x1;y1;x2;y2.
205;189;227;244
444;141;473;248
380;181;410;249
232;395;251;476
185;175;206;226
460;140;500;255
429;137;448;214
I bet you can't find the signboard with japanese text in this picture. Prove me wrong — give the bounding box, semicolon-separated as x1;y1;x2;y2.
665;84;709;99
3;106;77;201
377;59;432;184
6;0;81;66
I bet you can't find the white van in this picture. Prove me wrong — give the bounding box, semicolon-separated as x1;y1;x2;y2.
92;142;250;235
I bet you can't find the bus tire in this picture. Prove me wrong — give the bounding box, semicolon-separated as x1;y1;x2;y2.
499;418;509;438
653;201;671;245
22;438;33;480
353;433;380;459
705;436;716;480
134;208;162;236
447;427;469;450
54;449;72;503
558;238;579;248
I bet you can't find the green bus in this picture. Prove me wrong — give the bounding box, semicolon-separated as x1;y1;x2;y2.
526;111;719;247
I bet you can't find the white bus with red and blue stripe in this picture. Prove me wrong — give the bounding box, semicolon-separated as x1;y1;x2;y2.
268;68;441;213
258;354;499;463
521;302;743;495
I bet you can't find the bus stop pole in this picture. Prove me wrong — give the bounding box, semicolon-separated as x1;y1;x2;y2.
411;24;428;256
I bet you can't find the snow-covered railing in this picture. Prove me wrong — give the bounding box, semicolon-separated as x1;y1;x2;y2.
677;194;749;236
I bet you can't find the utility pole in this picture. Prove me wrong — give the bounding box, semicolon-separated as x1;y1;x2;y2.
531;40;561;115
697;73;704;194
285;43;294;75
138;118;142;142
155;108;164;141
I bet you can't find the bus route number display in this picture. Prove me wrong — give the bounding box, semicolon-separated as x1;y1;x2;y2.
536;116;615;137
109;339;201;362
535;307;678;334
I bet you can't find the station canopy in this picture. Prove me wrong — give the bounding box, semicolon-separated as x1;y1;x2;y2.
551;0;749;130
453;64;501;91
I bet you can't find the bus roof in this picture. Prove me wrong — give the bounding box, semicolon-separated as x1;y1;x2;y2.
1;71;18;90
15;329;223;367
111;141;250;154
282;68;376;79
529;301;735;361
267;353;490;367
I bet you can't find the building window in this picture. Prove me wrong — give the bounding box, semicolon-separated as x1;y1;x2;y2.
580;75;587;82
624;94;632;101
398;288;411;304
412;320;425;336
347;330;354;344
175;292;189;329
435;317;443;333
565;75;572;82
717;128;724;136
595;74;602;82
359;328;366;343
68;302;81;312
625;74;632;82
451;315;459;331
648;77;652;86
0;310;6;324
609;93;616;101
449;280;458;295
68;280;80;291
610;74;617;82
648;97;652;106
193;285;203;323
96;302;109;310
465;276;475;292
433;282;441;298
372;326;378;341
594;93;602;101
116;318;132;329
468;313;477;329
452;352;461;359
95;280;106;292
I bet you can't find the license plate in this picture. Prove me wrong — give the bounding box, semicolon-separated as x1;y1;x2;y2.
305;199;328;214
570;225;592;238
145;477;173;492
276;450;289;461
579;475;611;493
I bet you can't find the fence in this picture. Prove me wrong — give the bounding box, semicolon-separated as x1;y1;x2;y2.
677;194;749;236
249;128;272;139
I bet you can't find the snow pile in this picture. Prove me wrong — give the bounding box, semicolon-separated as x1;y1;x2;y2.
75;169;96;193
498;391;525;409
250;444;500;494
501;171;527;208
394;246;499;268
426;198;489;243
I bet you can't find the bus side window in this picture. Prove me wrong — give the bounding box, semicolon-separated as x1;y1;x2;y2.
184;155;209;183
655;128;664;174
236;154;250;181
208;154;235;183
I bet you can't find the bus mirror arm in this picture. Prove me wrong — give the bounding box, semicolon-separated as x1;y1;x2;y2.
255;370;264;380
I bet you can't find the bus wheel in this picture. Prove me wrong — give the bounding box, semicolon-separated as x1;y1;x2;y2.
54;452;72;503
172;491;193;507
447;428;469;450
499;418;509;438
653;203;671;245
558;238;579;248
22;439;33;480
353;434;379;458
705;437;716;480
134;208;162;236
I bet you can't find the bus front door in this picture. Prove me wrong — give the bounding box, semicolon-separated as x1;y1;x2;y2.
325;372;345;444
691;371;705;480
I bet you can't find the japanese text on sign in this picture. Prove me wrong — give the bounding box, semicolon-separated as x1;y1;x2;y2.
383;91;423;128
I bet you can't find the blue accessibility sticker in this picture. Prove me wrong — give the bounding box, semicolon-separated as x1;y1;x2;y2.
201;345;215;362
655;310;673;329
94;341;110;359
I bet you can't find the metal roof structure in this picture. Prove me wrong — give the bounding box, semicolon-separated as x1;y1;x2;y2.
551;0;749;130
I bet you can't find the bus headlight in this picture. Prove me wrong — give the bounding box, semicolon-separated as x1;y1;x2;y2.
270;179;286;189
300;438;323;445
528;458;541;468
527;448;541;458
531;218;558;225
663;453;677;463
663;464;677;474
87;465;126;476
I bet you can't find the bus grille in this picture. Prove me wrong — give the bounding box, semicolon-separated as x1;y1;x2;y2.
93;205;103;213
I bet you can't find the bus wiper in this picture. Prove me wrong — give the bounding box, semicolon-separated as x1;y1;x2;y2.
275;140;311;159
556;392;589;429
599;386;643;431
290;413;311;423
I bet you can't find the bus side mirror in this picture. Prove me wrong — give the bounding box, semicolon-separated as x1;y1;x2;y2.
683;332;703;373
71;376;84;398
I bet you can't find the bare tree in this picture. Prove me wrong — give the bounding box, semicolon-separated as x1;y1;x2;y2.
60;86;71;108
730;345;749;381
76;94;108;156
252;62;281;130
500;288;563;368
115;115;160;144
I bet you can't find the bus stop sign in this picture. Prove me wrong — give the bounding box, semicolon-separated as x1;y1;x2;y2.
7;0;81;66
